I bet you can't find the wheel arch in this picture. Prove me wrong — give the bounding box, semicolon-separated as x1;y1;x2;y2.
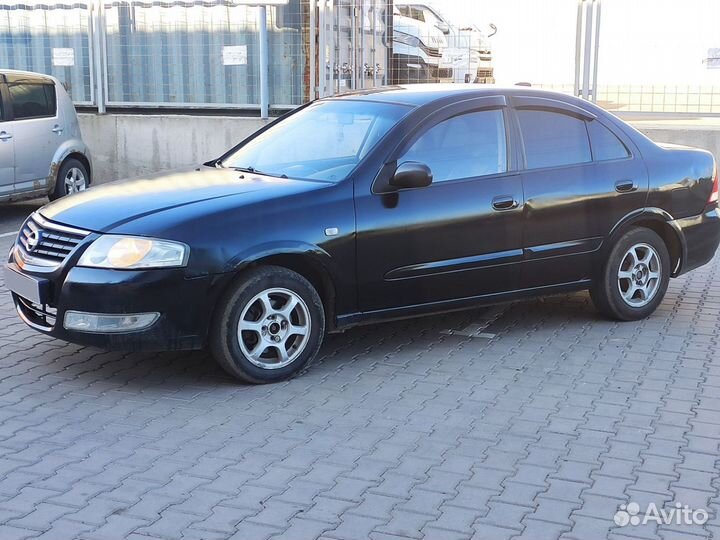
63;152;92;181
606;208;686;277
48;148;92;195
223;242;339;331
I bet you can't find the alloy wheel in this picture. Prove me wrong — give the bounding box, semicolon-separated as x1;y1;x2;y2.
236;287;311;369
617;242;662;308
64;167;87;194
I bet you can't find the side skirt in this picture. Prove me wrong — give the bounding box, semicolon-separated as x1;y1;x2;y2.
334;279;593;330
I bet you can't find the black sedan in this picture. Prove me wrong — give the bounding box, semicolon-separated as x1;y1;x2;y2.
5;86;720;383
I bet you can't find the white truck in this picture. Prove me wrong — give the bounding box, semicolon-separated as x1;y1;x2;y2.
390;4;450;84
396;2;496;84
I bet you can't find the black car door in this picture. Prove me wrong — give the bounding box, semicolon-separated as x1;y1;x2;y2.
512;96;648;288
354;96;525;313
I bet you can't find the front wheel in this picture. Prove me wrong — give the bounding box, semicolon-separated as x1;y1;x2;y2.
590;228;670;321
210;266;325;383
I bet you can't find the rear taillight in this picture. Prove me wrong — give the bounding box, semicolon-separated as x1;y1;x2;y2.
710;165;719;204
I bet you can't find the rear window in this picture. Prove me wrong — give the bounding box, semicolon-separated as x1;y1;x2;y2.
517;109;591;169
8;83;57;120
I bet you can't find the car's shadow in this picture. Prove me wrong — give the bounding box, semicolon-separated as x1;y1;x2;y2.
49;291;605;390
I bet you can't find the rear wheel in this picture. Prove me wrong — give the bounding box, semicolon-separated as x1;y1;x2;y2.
210;266;325;383
50;158;89;200
590;228;670;321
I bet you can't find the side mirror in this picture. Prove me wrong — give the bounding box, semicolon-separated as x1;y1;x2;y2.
390;161;433;189
436;22;450;35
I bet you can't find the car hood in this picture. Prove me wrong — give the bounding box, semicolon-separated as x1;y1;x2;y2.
39;166;329;233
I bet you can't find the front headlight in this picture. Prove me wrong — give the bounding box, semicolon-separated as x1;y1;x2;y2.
78;235;189;269
393;30;422;48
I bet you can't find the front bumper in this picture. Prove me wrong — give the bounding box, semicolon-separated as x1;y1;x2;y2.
673;205;720;276
7;248;227;351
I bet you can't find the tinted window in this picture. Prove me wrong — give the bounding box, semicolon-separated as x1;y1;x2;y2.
399;109;507;183
588;120;630;161
9;83;56;120
518;109;591;169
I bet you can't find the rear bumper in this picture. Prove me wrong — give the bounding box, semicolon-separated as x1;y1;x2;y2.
673;206;720;276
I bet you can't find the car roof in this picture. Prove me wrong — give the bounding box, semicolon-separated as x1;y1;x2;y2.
0;69;58;84
329;84;582;108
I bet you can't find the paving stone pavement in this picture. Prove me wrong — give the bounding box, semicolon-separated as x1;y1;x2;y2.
0;233;719;540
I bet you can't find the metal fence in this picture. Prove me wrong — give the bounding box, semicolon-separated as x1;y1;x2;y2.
0;0;393;114
102;1;310;108
3;0;720;115
0;2;94;104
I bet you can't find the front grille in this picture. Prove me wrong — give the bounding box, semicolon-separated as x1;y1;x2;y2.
16;213;90;268
16;296;57;330
420;43;442;58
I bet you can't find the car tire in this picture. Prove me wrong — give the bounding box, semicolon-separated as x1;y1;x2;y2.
50;158;89;201
210;265;325;383
590;227;671;321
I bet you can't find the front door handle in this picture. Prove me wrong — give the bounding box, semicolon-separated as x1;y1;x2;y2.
615;179;637;193
0;131;12;141
492;195;519;211
51;124;64;134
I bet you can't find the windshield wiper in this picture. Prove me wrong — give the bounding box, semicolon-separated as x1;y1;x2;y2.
229;166;287;179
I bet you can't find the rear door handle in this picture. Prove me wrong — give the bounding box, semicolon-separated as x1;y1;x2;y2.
615;179;637;193
51;124;63;134
0;131;12;141
492;195;519;210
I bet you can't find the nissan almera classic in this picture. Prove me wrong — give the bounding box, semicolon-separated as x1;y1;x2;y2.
5;86;720;383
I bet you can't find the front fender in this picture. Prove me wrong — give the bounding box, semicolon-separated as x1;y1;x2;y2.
226;241;340;285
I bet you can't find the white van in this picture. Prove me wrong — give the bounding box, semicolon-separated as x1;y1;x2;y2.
396;2;495;84
391;5;451;84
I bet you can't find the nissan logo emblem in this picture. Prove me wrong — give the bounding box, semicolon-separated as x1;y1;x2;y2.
26;230;41;252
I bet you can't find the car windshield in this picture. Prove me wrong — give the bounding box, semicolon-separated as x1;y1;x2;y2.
221;100;410;182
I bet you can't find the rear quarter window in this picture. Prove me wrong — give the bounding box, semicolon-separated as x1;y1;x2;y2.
587;120;631;161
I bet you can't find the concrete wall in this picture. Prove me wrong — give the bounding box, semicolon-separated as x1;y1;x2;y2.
631;125;720;160
78;112;720;184
78;113;268;183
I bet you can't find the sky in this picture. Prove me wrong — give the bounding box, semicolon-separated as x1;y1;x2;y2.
427;0;720;87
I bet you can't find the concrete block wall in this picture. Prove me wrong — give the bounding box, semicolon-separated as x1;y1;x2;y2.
633;126;720;160
78;113;720;185
78;114;268;183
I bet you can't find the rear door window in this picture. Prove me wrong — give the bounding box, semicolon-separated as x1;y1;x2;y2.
517;109;592;169
8;83;57;120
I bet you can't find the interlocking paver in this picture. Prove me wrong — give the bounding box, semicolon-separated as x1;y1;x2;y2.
1;233;720;539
